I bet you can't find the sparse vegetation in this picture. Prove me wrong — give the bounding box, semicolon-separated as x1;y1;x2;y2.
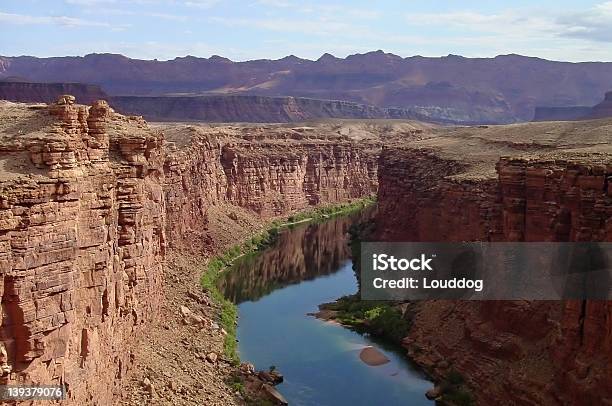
285;195;376;225
322;295;411;342
201;196;377;362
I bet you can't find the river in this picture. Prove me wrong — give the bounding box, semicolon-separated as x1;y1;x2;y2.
218;211;433;406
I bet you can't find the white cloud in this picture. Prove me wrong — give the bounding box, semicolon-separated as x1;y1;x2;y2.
254;0;380;20
209;16;352;36
555;1;612;42
405;2;612;44
65;0;120;5
66;0;219;7
257;0;292;7
183;0;219;9
0;11;119;27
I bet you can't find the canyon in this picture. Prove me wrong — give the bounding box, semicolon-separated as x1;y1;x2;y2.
109;95;437;124
0;97;383;404
4;52;612;123
0;93;611;405
375;119;612;404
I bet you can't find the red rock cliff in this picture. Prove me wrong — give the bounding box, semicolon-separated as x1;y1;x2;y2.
0;97;165;404
163;125;379;252
0;99;380;404
375;124;612;405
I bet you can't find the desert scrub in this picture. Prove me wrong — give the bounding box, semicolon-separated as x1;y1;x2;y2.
228;376;245;396
201;259;240;363
202;196;376;362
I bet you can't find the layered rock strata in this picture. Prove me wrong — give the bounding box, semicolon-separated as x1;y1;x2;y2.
0;98;380;404
0;98;165;404
162;124;379;252
110;95;435;123
375;123;612;405
0;80;108;104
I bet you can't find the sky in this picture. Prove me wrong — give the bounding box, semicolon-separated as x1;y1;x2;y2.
1;0;612;62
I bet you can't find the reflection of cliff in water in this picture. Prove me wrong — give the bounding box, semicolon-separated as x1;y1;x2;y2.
219;209;374;303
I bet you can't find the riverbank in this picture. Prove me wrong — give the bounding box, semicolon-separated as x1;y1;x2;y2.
198;196;376;404
202;196;377;361
117;197;377;405
225;213;434;405
310;217;476;406
313;297;473;405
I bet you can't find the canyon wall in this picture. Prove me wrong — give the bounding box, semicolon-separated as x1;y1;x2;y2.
532;106;592;122
588;91;612;119
163;126;379;252
0;98;379;404
376;143;612;404
111;95;433;123
6;52;612;123
533;91;612;122
0;81;108;104
0;99;166;404
218;212;364;303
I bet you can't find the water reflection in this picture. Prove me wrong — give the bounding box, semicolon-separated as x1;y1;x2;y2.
219;209;372;303
217;208;433;406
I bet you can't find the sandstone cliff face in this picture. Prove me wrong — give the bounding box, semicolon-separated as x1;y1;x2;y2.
0;99;165;404
163;125;379;252
0;99;380;403
375;129;612;405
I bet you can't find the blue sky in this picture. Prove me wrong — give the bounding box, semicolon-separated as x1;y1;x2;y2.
1;0;612;62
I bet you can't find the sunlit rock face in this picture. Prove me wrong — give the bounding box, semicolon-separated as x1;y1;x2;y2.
374;125;612;405
0;97;380;404
163;125;379;253
0;97;166;405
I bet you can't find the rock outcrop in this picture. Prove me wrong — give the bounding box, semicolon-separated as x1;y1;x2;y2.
0;98;380;404
533;91;612;122
0;98;165;404
588;91;612;119
375;123;612;404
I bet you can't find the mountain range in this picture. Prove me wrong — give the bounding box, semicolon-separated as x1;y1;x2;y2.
2;51;612;123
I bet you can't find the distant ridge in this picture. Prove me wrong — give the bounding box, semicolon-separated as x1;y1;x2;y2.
109;94;440;123
3;52;612;123
533;91;612;121
0;80;108;104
